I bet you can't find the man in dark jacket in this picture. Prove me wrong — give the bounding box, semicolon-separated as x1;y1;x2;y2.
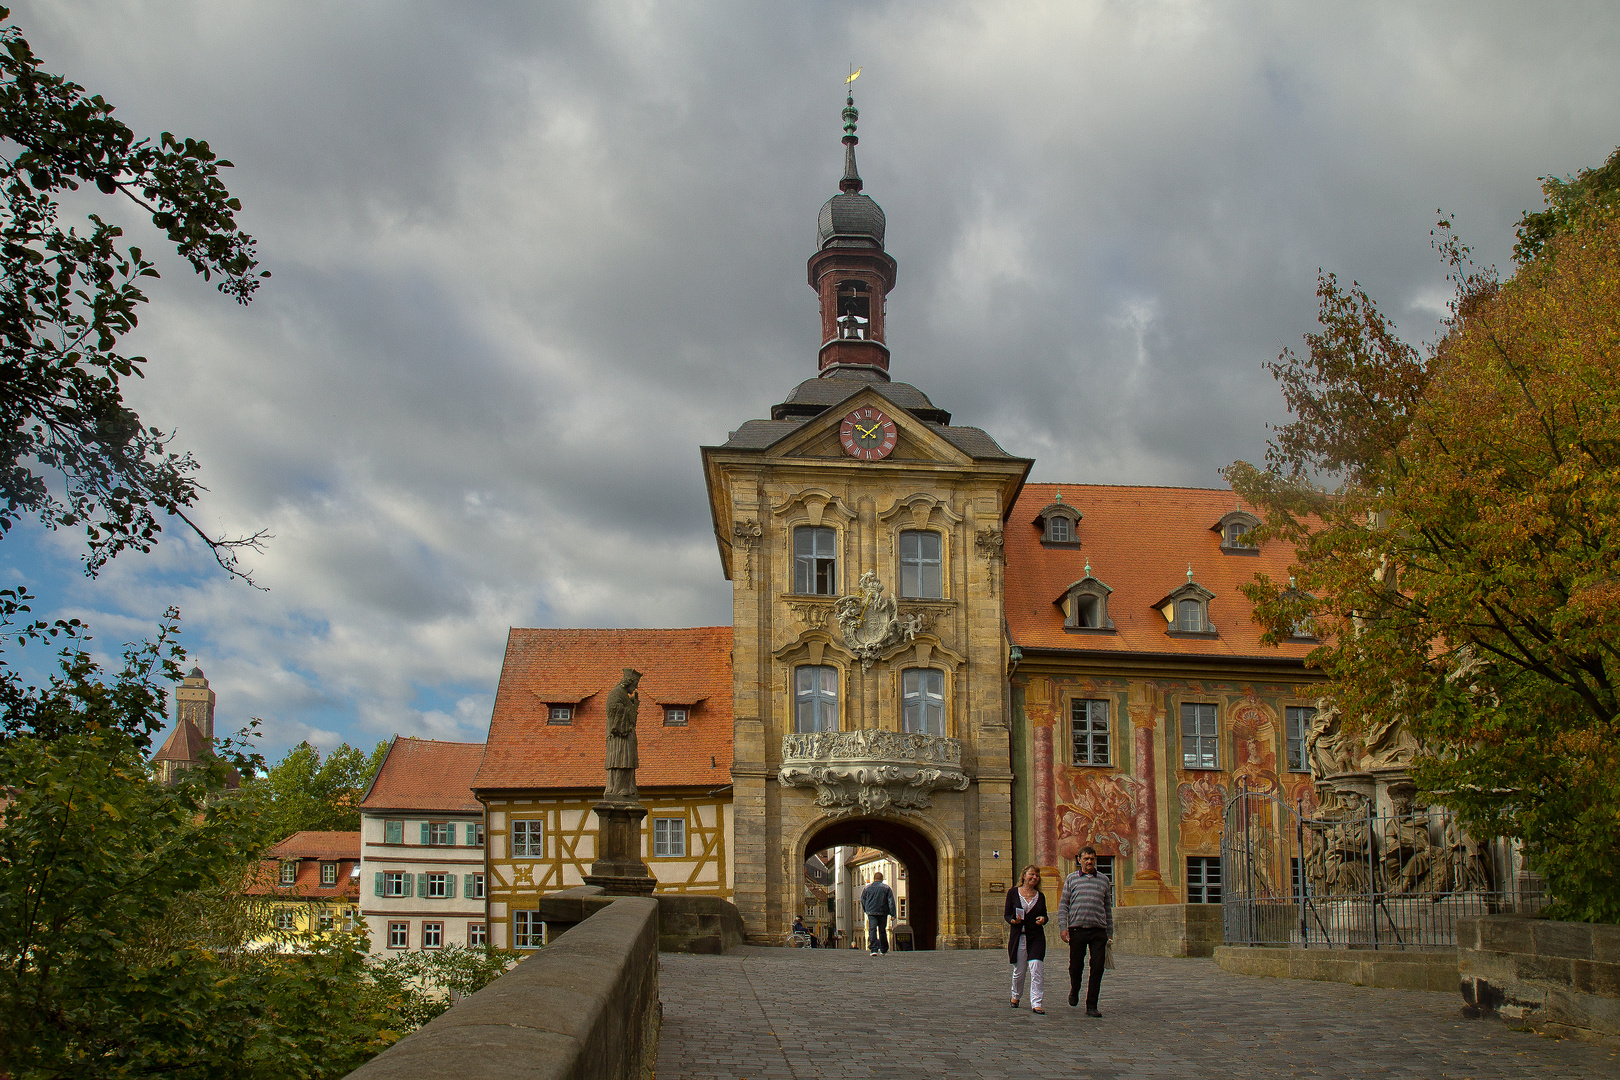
859;872;898;955
1057;847;1113;1016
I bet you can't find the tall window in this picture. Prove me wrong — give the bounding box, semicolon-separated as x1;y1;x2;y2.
899;530;942;598
1047;516;1070;543
511;819;544;858
901;668;945;735
653;817;686;857
795;665;839;733
466;873;486;899
279;861;297;886
422;922;443;949
382;871;408;897
1177;599;1205;632
472;821;485;846
388;922;409;948
468;923;488;947
513;910;541;949
1188;856;1222;903
1182;703;1219;769
1285;706;1315;773
1071;699;1111;765
794;526;837;595
320;862;337;886
425;873;452;898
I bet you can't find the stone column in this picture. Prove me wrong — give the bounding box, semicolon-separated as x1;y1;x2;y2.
1123;691;1175;905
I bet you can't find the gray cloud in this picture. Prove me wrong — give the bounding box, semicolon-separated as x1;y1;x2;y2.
11;0;1619;755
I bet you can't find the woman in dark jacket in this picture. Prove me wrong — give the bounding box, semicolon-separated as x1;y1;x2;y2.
1005;864;1049;1012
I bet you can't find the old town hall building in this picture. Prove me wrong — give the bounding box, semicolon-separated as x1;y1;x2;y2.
475;96;1321;949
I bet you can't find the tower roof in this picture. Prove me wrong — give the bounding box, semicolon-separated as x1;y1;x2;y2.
153;716;208;763
817;95;886;251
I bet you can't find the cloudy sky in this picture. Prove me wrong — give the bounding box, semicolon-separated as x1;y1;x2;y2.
6;1;1617;762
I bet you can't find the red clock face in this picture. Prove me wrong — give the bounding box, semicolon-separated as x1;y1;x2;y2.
839;407;897;461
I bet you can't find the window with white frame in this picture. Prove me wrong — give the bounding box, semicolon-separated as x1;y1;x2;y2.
319;909;334;931
276;910;297;930
279;861;297;886
1216;510;1261;551
472;821;485;846
1038;501;1082;544
547;704;572;725
344;908;358;932
388;921;409;948
653;817;686;857
422;922;443;949
1188;856;1222;903
899;530;942;598
664;706;688;726
511;819;544;858
467;873;486;899
468;923;488;947
794;665;839;733
901;668;945;735
1182;703;1219;769
382;871;408;897
1071;699;1111;766
425;873;451;899
320;862;337;886
1047;515;1070;542
1177;598;1206;632
1285;706;1315;773
794;526;837;595
513;910;541;949
427;822;450;845
384;819;403;844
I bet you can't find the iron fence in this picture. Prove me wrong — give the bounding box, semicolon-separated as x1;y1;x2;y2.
1220;783;1545;949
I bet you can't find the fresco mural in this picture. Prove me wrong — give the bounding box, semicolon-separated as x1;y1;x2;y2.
1176;771;1226;851
1055;769;1140;864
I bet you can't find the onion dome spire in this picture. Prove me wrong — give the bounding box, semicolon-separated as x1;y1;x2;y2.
840;95;863;194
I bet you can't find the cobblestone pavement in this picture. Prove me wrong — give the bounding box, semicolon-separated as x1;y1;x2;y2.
656;946;1616;1079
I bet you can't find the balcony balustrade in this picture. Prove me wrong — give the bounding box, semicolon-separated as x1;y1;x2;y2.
779;728;969;816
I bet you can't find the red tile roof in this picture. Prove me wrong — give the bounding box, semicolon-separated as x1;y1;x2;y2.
152;716;208;763
475;627;733;792
1004;483;1315;661
250;831;362;899
360;738;485;812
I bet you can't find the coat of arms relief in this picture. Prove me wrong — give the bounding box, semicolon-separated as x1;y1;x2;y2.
833;571;921;670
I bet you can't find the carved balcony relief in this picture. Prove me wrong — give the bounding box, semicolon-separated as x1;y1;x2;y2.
778;728;969;817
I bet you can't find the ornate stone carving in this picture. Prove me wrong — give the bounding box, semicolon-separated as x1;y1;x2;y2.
778;728;969;817
897;603;945;635
833;572;920;670
975;527;1004;596
732;519;763;589
787;600;834;630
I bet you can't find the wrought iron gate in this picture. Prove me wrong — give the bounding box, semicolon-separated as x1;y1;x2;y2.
1220;783;1542;949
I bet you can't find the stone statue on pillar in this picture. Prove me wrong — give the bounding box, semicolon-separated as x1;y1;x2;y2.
585;668;656;896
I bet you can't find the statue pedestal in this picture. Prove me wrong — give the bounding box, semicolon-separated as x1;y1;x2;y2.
584;800;656;896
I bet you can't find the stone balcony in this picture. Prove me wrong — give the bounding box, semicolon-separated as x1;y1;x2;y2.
778;728;970;816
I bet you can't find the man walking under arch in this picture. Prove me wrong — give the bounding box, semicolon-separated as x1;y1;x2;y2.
860;872;898;955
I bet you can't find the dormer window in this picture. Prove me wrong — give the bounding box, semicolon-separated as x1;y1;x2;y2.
1214;510;1262;552
664;706;689;726
1157;578;1217;637
1034;495;1082;546
1056;572;1115;631
547;704;573;725
1282;585;1319;640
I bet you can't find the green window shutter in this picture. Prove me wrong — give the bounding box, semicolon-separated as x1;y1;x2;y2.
447;875;457;899
420;822;430;845
403;873;414;896
417;873;428;899
374;872;384;897
464;873;475;898
448;822;458;845
385;819;401;844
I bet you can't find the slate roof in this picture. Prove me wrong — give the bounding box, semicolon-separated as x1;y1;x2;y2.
475;627;734;792
1003;483;1317;662
152;716;208;763
359;737;485;813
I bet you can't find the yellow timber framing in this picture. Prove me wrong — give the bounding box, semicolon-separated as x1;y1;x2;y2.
480;788;733;949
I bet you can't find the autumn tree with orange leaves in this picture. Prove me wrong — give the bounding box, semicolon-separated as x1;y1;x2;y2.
1229;155;1620;923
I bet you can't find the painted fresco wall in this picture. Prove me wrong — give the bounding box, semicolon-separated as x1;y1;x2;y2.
1018;671;1321;906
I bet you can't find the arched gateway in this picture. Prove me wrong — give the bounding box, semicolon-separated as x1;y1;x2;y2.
701;95;1031;950
805;816;941;949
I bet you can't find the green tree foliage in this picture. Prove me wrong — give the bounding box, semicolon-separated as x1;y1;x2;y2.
1230;174;1620;922
250;739;390;839
1515;146;1620;263
0;7;268;581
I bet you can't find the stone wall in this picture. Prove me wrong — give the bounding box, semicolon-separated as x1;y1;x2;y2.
344;896;660;1080
1214;945;1458;992
533;885;745;954
1114;903;1223;957
1458;914;1620;1043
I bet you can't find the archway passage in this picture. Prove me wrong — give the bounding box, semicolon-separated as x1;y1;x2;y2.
808;817;939;950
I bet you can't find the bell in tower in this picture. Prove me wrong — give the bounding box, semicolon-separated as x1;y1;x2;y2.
810;94;898;379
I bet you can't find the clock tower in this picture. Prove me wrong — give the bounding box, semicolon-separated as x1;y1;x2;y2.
702;96;1032;949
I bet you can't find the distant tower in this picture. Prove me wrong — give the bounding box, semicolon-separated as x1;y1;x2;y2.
153;666;216;784
809;93;898;379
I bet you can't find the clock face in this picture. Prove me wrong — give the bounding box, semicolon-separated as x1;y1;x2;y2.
839;408;897;461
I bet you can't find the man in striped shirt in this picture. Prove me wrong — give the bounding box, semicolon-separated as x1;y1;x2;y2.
1057;846;1113;1016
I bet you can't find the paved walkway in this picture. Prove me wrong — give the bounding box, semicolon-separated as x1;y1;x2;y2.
656;947;1615;1079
